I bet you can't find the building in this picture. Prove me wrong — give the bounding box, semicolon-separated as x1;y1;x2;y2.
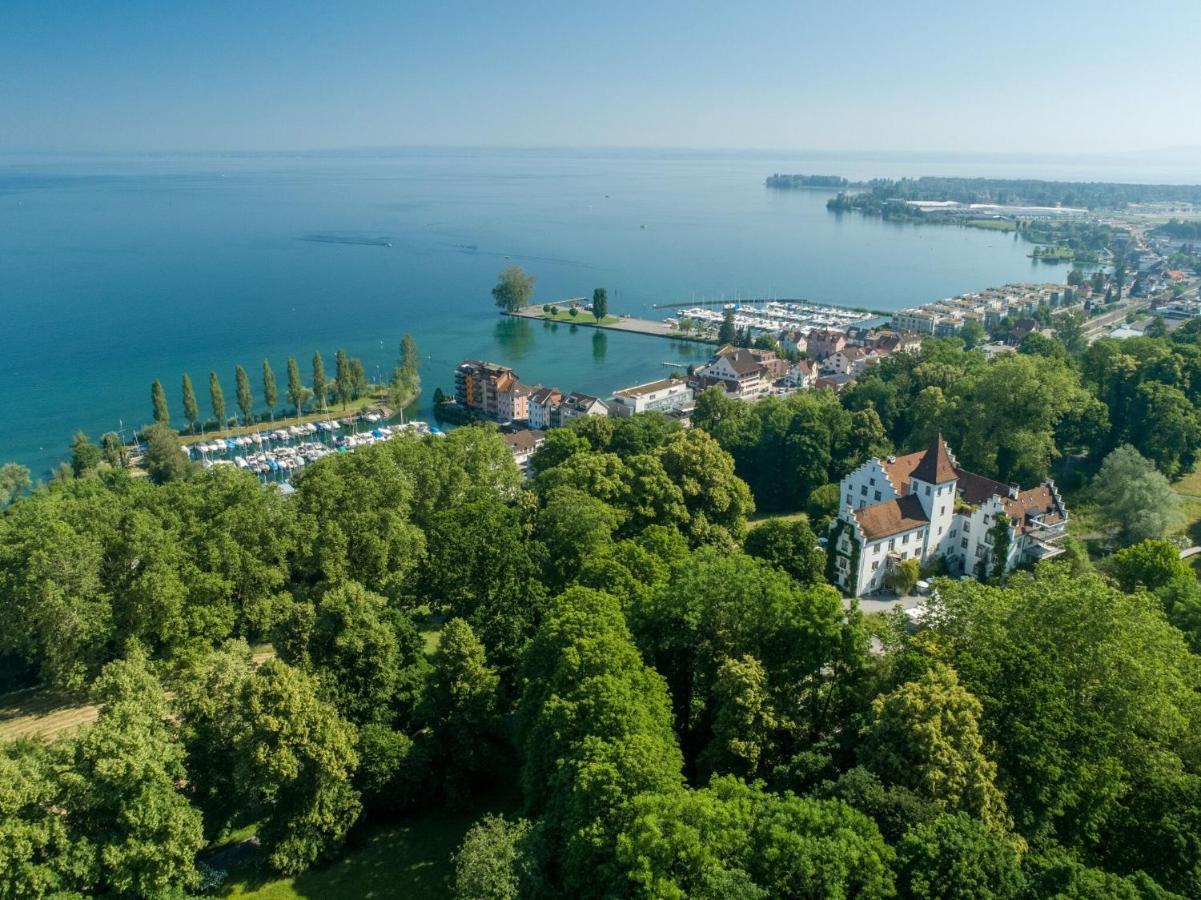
829;435;1068;597
455;360;517;418
609;379;694;418
496;378;533;423
693;347;779;400
783;359;817;389
806;328;847;361
778;329;806;356
821;346;877;377
527;386;563;430
554;391;608;426
501;429;545;474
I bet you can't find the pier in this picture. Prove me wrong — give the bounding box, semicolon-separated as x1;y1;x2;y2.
507;304;715;344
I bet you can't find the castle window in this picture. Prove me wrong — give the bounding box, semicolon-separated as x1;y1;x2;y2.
874;491;881;501
925;485;931;496
861;485;868;496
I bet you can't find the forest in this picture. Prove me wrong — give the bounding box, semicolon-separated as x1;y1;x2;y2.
4;322;1201;897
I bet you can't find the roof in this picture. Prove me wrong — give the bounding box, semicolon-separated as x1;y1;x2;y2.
955;468;1012;506
502;429;545;453
881;449;926;492
615;379;683;398
1000;484;1065;533
717;348;767;376
910;434;958;485
854;494;929;541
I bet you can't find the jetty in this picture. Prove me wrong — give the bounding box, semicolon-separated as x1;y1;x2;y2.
507;304;715;344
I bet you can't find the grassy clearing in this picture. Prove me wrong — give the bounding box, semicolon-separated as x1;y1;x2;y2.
963;218;1018;232
0;687;97;742
420;619;444;657
1172;467;1201;498
534;309;620;326
219;791;520;900
747;510;810;529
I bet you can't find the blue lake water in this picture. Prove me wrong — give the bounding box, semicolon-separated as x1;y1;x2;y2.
1;148;1082;478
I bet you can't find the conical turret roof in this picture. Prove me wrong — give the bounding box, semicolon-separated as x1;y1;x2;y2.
911;433;957;484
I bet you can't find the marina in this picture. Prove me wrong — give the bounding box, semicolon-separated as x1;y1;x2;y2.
170;415;440;483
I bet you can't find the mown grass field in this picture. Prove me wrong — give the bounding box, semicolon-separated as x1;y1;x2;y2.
0;687;98;742
534;309;619;326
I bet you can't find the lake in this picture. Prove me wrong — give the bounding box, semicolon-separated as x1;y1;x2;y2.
2;148;1070;478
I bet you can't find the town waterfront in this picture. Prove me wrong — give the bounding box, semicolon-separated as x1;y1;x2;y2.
0;148;1090;477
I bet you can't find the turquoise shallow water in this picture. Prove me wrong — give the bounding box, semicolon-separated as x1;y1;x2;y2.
2;148;1063;478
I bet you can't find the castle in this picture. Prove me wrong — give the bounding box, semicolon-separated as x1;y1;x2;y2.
829;435;1069;596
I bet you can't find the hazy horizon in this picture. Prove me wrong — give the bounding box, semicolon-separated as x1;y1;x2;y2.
5;0;1201;157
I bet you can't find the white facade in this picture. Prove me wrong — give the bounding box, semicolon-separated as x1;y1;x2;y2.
609;380;694;418
830;437;1068;597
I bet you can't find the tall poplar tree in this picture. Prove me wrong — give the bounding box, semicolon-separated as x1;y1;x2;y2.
390;334;422;412
151;379;170;425
592;287;608;320
181;373;200;434
287;357;305;418
235;365;254;425
209;371;226;429
334;349;353;411
262;360;278;421
312;352;328;413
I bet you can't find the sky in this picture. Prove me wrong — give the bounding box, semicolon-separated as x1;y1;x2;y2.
3;0;1201;155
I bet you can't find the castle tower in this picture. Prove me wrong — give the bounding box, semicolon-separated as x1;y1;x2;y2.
907;433;958;554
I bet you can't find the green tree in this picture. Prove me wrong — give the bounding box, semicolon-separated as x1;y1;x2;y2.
616;777;895;899
278;581;425;727
717;308;737;345
744;517;825;585
885;557;921;596
101;432;128;468
1054;310;1088;355
389;334;421;412
0;739;83;898
1108;540;1192;593
69;431;101;477
862;663;1013;834
262;359;278;420
312;352;328;413
1130;381;1201;477
529;427;589;474
656;429;754;544
960;318;986;350
1067;268;1085;286
70;652;205;897
151;378;170;425
917;570;1201;878
234;659;362;874
452;815;536;900
334;349;353;411
143;423;193;484
592;287;609;320
424;619;501;806
0;463;31;508
286;356;309;418
208;371;226;428
535;486;621;591
492;266;535;313
896;813;1025;900
1091;445;1181;546
182;373;200;433
518;587;684;896
235;364;254;425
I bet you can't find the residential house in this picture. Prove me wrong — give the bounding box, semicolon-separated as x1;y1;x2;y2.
806;328;847;361
496;375;533;423
501;429;545;475
829;435;1068;597
554;391;608;426
527;386;563;430
777;329;806;356
783;359;817;389
693;347;777;400
609;379;694;418
821;346;876;377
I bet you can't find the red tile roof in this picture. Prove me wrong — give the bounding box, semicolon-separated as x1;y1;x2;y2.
853;494;929;541
911;434;958;485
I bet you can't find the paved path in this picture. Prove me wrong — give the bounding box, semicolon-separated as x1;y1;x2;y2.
1180;546;1201;559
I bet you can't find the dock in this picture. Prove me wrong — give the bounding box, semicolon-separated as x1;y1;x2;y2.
507;305;716;344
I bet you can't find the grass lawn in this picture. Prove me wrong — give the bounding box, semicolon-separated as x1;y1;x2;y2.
963;218;1018;232
534;309;620;326
219;791;520;900
747;510;811;529
1173;467;1201;498
0;686;97;742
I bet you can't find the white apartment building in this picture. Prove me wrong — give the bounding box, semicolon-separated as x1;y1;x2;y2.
609;379;694;418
